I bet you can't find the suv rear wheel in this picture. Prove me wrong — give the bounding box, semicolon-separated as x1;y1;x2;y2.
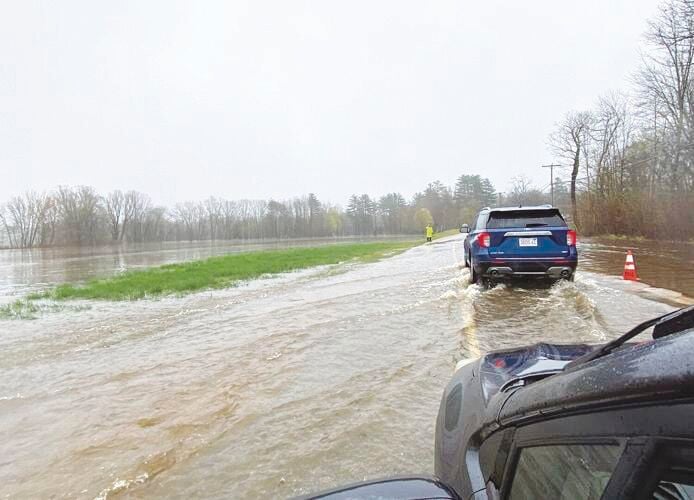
470;263;479;284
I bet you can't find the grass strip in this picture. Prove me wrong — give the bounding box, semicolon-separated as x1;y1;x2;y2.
0;298;88;319
33;241;417;301
431;228;461;241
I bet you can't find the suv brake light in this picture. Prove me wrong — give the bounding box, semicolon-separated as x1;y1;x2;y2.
477;232;491;248
567;230;577;246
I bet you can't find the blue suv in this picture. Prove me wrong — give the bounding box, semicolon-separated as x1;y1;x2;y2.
462;205;577;285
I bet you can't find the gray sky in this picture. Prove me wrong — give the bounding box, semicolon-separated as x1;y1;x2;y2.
1;0;657;206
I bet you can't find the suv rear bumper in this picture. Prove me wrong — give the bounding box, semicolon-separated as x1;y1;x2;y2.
474;260;577;280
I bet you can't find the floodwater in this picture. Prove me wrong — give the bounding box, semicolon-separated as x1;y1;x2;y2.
580;236;694;298
0;235;690;499
0;237;415;305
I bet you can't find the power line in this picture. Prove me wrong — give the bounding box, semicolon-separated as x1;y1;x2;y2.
541;164;562;205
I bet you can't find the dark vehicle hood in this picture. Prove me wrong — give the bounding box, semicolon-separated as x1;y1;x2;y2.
492;328;694;429
477;342;593;404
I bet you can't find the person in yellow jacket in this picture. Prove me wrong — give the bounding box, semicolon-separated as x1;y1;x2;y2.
426;224;433;242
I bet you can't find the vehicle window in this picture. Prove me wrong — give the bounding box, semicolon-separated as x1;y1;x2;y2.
475;213;486;230
487;210;567;229
509;444;621;500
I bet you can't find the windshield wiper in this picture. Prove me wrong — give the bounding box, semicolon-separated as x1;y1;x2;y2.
565;305;694;370
525;223;548;227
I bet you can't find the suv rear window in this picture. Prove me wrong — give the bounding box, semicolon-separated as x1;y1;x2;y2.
487;209;567;229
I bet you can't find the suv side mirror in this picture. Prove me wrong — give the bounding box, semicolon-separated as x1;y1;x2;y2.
460;224;470;233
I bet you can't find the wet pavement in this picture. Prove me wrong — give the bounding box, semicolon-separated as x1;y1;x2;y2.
0;235;689;499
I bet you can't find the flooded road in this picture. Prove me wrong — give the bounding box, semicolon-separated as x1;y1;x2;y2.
0;235;689;499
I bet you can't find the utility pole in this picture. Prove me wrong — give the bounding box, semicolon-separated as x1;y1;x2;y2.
541;164;561;206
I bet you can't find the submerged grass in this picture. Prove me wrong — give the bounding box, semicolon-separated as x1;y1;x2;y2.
0;299;40;319
0;298;84;319
34;241;417;302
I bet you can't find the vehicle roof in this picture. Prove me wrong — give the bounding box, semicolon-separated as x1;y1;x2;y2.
480;205;556;213
481;327;694;436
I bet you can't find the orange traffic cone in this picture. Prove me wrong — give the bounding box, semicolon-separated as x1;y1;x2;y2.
623;250;639;281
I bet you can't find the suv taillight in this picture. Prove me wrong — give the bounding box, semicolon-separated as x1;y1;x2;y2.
477;232;491;248
567;230;577;246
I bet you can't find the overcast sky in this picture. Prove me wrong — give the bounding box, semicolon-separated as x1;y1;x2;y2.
1;0;658;206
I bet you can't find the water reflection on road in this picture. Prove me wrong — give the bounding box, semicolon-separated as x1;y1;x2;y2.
0;235;686;499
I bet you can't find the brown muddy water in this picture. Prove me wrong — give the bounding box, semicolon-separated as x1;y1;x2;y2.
0;235;690;499
580;236;694;299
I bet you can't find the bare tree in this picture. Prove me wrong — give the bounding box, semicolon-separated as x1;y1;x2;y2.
172;202;200;241
104;190;124;241
0;192;54;248
508;175;532;206
220;200;238;239
590;93;635;193
204;197;222;240
550;111;593;227
141;206;167;241
55;186;103;245
40;196;58;247
636;0;694;189
124;191;151;242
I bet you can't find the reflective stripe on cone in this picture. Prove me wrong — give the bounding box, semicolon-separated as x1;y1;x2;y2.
623;250;639;281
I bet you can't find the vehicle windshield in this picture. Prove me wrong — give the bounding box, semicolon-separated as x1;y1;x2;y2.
487;210;567;229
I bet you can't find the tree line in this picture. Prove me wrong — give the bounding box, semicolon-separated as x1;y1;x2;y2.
550;0;694;239
0;175;499;248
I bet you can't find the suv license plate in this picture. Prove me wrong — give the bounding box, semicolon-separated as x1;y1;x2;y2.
519;237;538;247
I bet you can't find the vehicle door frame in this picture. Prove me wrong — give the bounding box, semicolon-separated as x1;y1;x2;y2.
488;401;694;500
607;436;694;500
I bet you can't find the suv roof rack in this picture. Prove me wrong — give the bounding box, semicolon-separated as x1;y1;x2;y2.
486;205;559;212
